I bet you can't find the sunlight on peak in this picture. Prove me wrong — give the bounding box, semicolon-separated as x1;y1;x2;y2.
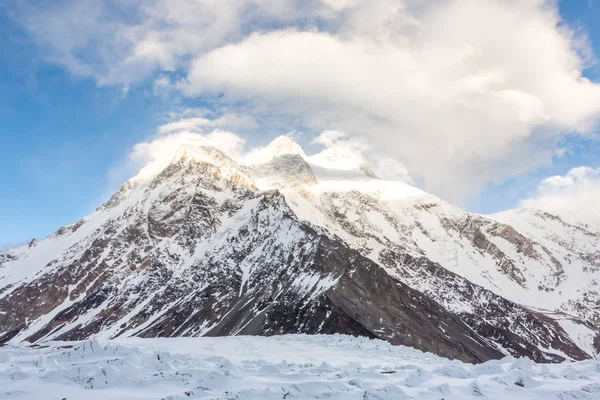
124;128;425;203
243;135;307;165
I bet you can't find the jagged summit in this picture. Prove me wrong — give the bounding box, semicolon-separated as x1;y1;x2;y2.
172;144;231;164
251;154;317;189
244;135;393;184
266;135;307;157
1;135;599;362
245;135;307;165
123;137;426;203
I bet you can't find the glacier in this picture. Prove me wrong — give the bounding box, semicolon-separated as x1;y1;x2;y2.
1;335;599;399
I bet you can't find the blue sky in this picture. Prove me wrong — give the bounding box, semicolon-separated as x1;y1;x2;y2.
1;0;600;248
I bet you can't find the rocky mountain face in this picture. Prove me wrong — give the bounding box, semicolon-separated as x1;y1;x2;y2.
1;138;598;363
282;183;600;361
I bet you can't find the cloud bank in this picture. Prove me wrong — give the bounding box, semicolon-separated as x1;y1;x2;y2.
126;113;413;186
15;0;600;200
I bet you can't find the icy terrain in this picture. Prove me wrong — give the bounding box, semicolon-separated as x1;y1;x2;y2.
1;335;599;400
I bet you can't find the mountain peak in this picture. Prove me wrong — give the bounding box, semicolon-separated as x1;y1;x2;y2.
172;144;233;166
244;136;307;165
266;136;306;157
252;153;317;188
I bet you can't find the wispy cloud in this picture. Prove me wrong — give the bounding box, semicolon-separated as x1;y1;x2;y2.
116;111;413;186
520;166;600;223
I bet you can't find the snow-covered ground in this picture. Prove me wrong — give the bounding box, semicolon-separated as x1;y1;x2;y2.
1;335;599;399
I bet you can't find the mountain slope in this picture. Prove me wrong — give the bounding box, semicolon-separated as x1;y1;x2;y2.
278;184;598;361
0;146;499;363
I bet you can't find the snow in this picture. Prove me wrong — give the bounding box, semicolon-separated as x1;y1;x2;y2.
489;208;600;313
557;319;597;357
291;273;339;299
1;335;599;399
365;211;399;242
244;136;307;165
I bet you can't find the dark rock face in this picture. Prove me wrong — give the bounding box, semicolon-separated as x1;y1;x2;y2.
0;146;598;363
381;251;590;362
440;217;528;288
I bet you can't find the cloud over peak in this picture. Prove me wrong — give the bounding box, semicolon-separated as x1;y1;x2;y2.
15;0;600;200
124;113;413;186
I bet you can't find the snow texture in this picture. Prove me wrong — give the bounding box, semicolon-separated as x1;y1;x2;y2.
1;335;599;400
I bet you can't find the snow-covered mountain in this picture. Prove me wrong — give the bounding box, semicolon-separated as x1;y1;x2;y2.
1;137;598;363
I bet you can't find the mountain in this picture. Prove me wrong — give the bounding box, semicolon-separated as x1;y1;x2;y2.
1;138;598;363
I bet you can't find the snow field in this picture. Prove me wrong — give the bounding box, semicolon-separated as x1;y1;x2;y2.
1;335;600;399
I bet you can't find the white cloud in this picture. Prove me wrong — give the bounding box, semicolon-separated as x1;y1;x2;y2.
17;0;338;85
156;110;259;135
520;166;600;224
126;111;256;183
243;135;308;165
16;0;600;200
120;114;413;188
129;130;246;183
308;131;369;171
180;6;600;198
104;111;254;189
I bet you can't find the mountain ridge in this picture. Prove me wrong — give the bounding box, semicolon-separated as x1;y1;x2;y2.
1;137;598;362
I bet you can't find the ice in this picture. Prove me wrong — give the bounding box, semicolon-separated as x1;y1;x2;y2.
0;334;599;399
